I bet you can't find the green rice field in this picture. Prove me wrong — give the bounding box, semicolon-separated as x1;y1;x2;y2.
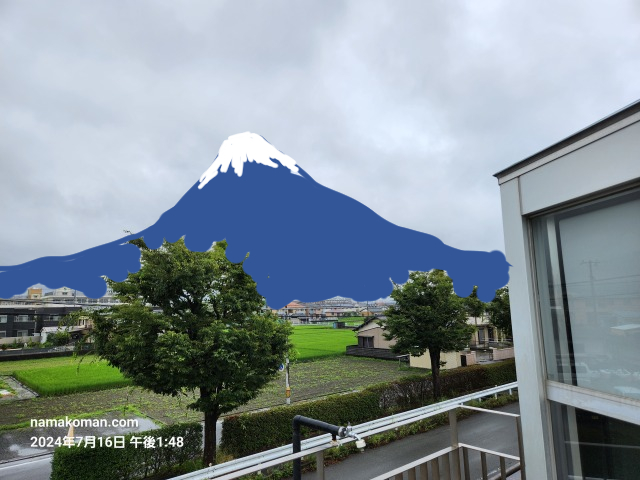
1;326;359;395
0;355;99;375
291;325;357;360
13;362;131;396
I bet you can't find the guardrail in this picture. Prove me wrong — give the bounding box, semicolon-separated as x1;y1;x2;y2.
170;382;518;480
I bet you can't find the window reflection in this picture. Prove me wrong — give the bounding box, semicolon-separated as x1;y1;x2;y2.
550;403;640;479
532;191;640;400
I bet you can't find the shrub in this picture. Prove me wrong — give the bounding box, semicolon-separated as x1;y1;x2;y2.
221;360;516;458
51;422;202;480
48;331;72;347
221;389;381;457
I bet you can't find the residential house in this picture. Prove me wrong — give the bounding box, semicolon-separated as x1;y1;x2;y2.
349;316;477;368
346;316;401;361
0;304;82;344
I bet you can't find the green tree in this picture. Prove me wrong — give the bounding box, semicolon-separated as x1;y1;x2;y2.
463;286;486;325
91;239;292;466
486;286;512;338
380;270;475;400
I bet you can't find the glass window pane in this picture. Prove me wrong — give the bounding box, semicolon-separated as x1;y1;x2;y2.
532;190;640;400
550;402;640;479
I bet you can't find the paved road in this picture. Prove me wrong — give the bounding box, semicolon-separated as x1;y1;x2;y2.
301;402;521;480
0;455;53;480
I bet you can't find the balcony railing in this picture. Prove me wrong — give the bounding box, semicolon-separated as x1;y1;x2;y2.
170;382;520;480
371;406;524;480
468;340;513;350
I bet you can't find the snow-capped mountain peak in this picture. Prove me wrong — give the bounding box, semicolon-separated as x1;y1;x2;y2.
199;132;300;189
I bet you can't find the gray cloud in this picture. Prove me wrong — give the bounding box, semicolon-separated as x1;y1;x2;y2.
1;0;639;270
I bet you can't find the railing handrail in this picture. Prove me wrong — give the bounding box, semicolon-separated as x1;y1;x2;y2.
368;446;455;480
458;442;520;461
170;382;518;480
460;404;520;418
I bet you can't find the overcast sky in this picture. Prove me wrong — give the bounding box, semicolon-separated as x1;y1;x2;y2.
1;1;639;270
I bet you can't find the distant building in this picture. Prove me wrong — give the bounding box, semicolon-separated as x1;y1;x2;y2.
467;315;510;349
27;287;43;300
42;286;121;306
0;285;119;344
0;304;82;343
273;296;371;322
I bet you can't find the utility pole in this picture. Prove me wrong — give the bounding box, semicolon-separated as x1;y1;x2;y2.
283;311;291;405
581;259;600;323
285;356;291;405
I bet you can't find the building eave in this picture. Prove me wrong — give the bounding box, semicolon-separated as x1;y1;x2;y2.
494;98;640;180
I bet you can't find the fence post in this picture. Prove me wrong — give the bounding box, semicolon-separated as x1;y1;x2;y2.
315;451;325;480
448;409;461;480
449;409;459;449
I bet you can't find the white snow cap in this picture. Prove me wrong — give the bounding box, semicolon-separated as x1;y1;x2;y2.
199;132;300;189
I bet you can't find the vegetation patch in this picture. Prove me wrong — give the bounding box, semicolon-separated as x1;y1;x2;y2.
291;325;357;360
0;357;422;431
0;376;16;396
13;362;130;396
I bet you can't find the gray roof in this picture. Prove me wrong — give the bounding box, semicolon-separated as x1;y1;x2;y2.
494;98;640;179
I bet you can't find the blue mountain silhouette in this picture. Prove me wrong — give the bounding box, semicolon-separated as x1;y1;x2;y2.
0;133;510;307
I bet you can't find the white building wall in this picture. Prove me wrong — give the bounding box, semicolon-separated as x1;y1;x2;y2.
498;106;640;479
410;349;462;370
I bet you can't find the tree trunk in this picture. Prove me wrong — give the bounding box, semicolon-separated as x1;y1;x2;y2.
201;388;219;466
429;348;442;400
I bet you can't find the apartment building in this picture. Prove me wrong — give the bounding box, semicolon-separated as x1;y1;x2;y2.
496;99;640;479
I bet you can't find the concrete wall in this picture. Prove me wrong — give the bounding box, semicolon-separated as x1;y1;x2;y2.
0;335;40;345
461;351;477;366
491;347;515;361
410;349;462;370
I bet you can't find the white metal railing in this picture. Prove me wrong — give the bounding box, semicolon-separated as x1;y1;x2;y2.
370;405;525;480
370;443;521;480
170;382;518;480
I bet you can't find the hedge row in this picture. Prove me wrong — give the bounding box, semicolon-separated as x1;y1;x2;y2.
374;359;517;411
220;389;382;458
51;422;202;480
221;359;516;457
